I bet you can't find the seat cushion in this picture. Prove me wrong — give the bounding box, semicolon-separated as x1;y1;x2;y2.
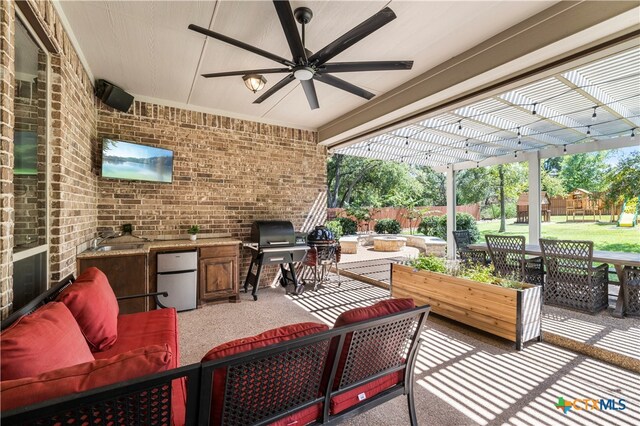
0;302;94;380
329;298;415;415
0;344;173;412
57;267;119;351
93;308;185;426
202;322;329;426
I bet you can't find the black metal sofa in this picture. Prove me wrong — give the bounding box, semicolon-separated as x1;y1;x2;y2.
1;279;430;426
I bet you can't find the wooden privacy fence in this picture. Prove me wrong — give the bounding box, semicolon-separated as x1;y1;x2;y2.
327;204;480;230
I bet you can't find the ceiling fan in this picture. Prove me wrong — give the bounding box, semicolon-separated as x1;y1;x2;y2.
188;1;413;110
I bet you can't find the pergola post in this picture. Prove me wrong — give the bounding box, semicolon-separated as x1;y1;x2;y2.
446;168;456;259
527;152;541;244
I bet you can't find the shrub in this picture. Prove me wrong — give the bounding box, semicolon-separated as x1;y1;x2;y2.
416;213;479;242
417;215;445;238
374;219;401;234
336;217;357;235
325;220;343;240
410;254;447;273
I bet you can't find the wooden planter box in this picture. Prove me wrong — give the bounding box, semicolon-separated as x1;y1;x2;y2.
391;264;542;350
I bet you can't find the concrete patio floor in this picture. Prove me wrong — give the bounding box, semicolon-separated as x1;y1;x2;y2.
178;272;640;425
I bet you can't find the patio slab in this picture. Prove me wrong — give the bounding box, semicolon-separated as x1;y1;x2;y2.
178;275;640;425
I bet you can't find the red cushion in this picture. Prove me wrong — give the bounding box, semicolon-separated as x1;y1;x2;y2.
93;308;185;426
0;302;94;380
329;298;415;414
334;298;416;327
202;322;329;426
57;267;119;351
330;370;404;415
0;345;172;412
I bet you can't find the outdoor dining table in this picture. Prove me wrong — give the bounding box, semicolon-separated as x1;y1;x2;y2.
468;243;640;317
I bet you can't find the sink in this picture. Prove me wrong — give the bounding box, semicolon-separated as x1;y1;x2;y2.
94;243;145;252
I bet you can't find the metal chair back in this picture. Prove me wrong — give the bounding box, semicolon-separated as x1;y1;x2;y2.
539;239;593;280
485;235;526;279
452;230;472;251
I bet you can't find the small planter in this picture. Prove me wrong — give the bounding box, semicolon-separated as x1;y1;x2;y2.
391;264;542;350
189;234;197;241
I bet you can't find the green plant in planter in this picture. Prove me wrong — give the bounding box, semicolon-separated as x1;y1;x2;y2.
187;225;200;235
409;254;447;273
335;217;357;235
374;219;401;234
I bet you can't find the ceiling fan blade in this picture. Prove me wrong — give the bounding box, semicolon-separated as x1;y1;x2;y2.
314;73;375;100
254;74;296;104
202;68;290;78
300;79;320;110
308;7;396;66
321;61;413;73
189;24;294;67
273;1;307;63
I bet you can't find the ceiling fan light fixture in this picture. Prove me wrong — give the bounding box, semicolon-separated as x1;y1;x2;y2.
293;67;314;81
243;74;267;93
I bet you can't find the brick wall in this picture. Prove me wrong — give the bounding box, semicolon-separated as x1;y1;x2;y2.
96;101;327;276
0;0;15;319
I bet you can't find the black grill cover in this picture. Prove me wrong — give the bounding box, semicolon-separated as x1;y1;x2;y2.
251;221;296;247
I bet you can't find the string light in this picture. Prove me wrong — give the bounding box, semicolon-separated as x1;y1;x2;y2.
367;144;371;152
587;125;591;135
517;127;522;145
532;103;537;115
476;162;479;168
514;151;518;158
465;138;469;147
632;128;636;138
563;144;567;153
405;136;409;146
592;106;598;121
458;120;463;130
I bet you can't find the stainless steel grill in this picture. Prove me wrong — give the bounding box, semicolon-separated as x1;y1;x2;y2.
243;221;309;301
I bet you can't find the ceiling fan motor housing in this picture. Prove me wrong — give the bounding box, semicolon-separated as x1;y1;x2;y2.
294;7;313;24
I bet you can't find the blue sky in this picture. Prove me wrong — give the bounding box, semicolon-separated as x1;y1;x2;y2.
105;140;172;159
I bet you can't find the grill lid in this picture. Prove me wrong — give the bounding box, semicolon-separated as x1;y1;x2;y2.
251;221;296;247
307;225;335;245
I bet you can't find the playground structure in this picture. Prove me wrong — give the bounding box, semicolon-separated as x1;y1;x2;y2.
618;197;639;227
565;189;606;222
516;192;551;223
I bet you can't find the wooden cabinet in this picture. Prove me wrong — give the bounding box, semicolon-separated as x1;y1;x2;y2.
199;245;239;304
77;254;147;314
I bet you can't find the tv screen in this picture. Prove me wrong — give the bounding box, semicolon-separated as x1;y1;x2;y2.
101;139;173;183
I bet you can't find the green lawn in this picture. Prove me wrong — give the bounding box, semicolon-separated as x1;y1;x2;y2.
476;216;640;253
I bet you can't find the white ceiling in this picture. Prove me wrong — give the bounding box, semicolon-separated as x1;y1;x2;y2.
57;1;557;130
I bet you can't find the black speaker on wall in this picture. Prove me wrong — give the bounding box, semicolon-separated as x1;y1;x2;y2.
95;79;134;113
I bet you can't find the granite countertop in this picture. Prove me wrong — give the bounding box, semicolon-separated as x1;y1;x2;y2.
77;238;242;259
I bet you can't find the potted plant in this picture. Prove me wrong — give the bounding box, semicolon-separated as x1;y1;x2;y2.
391;255;542;350
187;225;200;241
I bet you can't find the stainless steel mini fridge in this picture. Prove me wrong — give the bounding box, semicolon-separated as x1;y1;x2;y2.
156;250;197;311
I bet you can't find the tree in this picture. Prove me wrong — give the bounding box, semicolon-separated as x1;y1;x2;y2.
604;151;640;204
560;152;610;193
541;168;566;198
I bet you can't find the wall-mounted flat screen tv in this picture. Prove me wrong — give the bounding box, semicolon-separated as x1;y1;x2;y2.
101;139;173;183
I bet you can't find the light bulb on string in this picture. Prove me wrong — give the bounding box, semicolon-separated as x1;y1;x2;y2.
632;128;636;138
532;103;537;115
592;106;597;121
405;137;409;146
458;120;463;131
563;145;567;153
587;125;591;135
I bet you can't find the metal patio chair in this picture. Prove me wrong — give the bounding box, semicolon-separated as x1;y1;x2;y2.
452;230;488;265
539;239;608;314
486;235;544;285
622;266;640;317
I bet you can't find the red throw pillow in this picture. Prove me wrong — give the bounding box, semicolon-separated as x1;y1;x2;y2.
0;344;173;411
57;267;119;351
334;298;415;327
0;302;95;380
202;322;329;426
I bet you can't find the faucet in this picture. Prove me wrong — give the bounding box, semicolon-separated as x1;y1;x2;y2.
90;230;121;249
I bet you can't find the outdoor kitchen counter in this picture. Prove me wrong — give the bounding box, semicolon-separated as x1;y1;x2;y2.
77;238;242;258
